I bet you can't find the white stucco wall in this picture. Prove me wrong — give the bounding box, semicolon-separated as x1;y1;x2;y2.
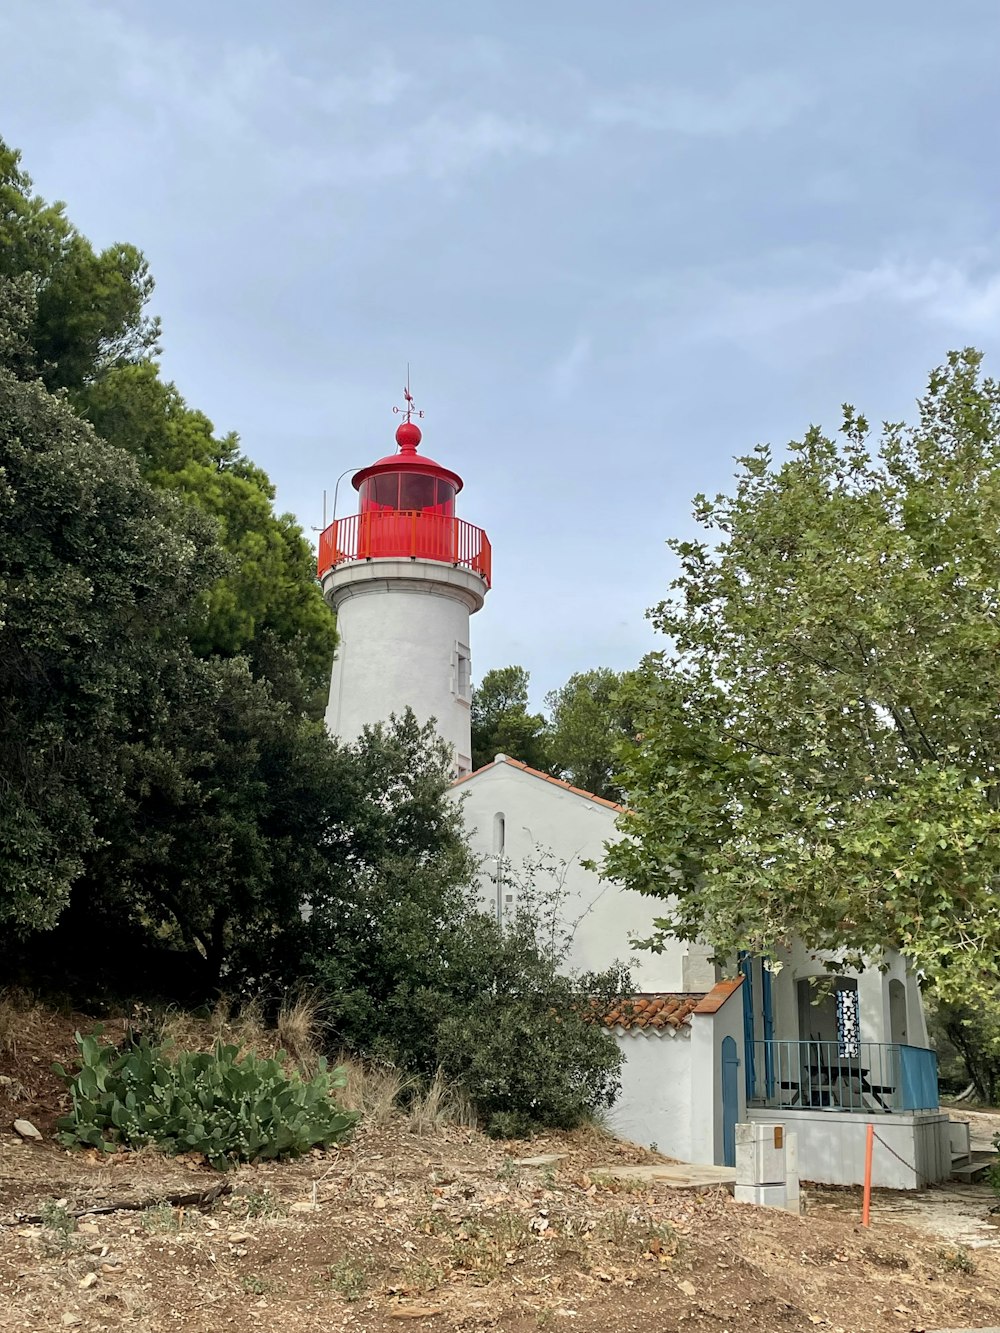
767;941;929;1049
323;559;486;773
609;1030;693;1160
448;759;692;992
748;1107;951;1188
689;986;746;1167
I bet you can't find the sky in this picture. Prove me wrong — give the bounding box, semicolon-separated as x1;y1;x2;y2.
4;0;1000;705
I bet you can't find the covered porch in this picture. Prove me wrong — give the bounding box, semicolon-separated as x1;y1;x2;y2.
745;1037;949;1189
747;1038;938;1115
738;950;951;1187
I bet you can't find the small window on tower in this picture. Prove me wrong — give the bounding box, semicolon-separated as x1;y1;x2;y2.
454;644;471;701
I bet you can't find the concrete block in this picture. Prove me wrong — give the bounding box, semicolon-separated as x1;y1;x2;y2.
785;1130;801;1213
736;1121;786;1186
734;1182;788;1209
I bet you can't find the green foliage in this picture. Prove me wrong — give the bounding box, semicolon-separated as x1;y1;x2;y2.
88;662;353;991
544;668;637;802
38;1201;76;1254
931;995;1000;1102
433;921;628;1138
471;664;637;800
0;315;224;934
606;350;1000;999
54;1032;357;1170
471;666;551;773
81;363;335;704
242;712;629;1138
241;1275;275;1296
327;1259;369;1301
938;1244;977;1274
235;1186;284;1219
1;137;333;718
141;1203;184;1234
0;138;159;391
0;139;339;966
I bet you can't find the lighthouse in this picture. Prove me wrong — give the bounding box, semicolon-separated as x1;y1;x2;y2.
317;392;491;776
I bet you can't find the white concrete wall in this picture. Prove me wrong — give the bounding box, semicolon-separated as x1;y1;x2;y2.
768;942;928;1049
748;1108;952;1188
690;988;746;1167
608;1030;693;1160
449;759;690;992
323;559;486;773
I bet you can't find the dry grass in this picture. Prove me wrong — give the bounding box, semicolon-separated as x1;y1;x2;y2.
154;992;324;1071
337;1056;411;1126
407;1068;477;1135
0;987;43;1057
335;1058;477;1134
275;990;324;1068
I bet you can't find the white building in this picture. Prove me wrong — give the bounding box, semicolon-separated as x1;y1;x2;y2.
319;411;953;1189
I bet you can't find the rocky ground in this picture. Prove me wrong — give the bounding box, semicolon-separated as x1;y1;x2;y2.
3;1004;1000;1333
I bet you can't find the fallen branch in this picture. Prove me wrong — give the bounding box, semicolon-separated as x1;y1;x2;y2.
4;1180;232;1226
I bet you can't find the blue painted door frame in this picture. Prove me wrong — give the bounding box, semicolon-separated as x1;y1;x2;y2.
761;960;775;1097
739;952;755;1100
740;952;776;1100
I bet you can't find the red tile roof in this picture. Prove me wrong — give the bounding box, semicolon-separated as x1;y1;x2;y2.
451;754;626;813
603;994;703;1031
603;978;744;1032
692;976;744;1014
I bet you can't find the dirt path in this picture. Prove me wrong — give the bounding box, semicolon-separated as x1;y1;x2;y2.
5;1125;1000;1333
949;1106;1000;1154
811;1181;1000;1252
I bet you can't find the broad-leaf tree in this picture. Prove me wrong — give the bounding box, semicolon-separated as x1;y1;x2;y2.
83;363;335;705
605;350;1000;999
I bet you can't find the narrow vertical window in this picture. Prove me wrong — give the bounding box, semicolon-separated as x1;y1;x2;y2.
493;812;506;923
454;642;471;701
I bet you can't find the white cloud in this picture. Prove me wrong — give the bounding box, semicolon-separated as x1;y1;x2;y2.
590;73;812;137
667;255;1000;347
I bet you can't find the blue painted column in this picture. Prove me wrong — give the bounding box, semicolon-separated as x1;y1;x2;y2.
761;961;774;1097
739;951;756;1100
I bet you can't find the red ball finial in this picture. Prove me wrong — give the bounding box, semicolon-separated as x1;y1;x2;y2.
395;420;422;452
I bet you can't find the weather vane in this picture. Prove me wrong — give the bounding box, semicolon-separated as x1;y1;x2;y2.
393;366;424;424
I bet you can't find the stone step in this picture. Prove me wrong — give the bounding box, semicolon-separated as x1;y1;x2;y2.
590;1162;737;1189
950;1152;997;1183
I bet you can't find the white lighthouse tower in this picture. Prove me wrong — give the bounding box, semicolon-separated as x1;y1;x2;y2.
317;392;491;775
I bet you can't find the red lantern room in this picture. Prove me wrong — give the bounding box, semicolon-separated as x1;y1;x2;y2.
355;419;462;518
317;402;491;587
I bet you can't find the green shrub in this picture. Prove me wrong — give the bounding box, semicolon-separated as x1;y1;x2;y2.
433;924;628;1138
53;1032;356;1169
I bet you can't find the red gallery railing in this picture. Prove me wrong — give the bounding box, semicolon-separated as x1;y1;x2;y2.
317;511;492;588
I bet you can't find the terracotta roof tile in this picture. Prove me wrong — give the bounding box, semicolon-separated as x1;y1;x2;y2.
692;976;744;1015
451;754;626;813
603;993;704;1031
598;978;744;1032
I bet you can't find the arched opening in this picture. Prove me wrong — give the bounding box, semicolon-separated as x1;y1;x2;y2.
796;975;857;1046
889;978;908;1045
